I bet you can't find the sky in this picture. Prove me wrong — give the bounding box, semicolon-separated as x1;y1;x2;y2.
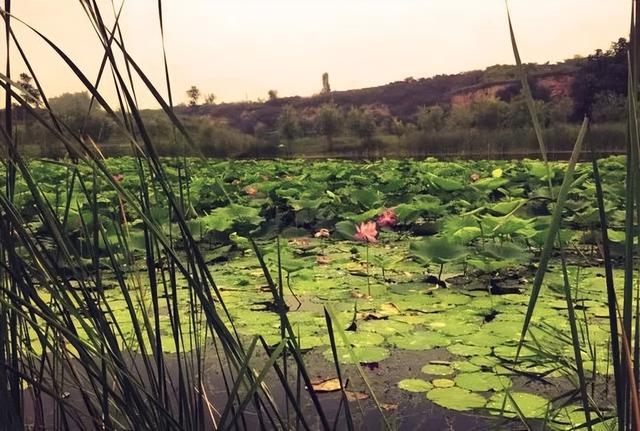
2;1;630;108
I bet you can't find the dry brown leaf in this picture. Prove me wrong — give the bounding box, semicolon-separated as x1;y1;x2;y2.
310;378;341;393
381;402;399;412
346;390;369;401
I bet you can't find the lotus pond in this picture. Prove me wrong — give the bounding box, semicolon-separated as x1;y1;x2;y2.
9;156;629;429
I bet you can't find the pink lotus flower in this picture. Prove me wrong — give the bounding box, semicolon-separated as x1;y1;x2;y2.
354;221;378;243
377;208;397;227
314;228;330;238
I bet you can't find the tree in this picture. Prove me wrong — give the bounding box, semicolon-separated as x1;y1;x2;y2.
186;85;201;106
572;38;628;119
445;106;474;129
49;92;112;140
315;103;342;151
416;105;445;132
470;100;508;129
17;73;41;107
276;105;300;154
549;97;574;124
268;89;278;101
591;91;626;123
346;107;376;145
386;117;405;136
204;93;216;105
501;94;550;129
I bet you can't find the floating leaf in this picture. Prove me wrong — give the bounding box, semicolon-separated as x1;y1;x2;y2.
447;344;491;357
431;379;455;388
345;390;370;401
426;387;487;411
486;392;550;418
389;331;450;350
323;346;390;365
451;361;481;373
311;378;342;393
359;319;413;336
421;364;454;376
454;372;512;392
398;379;433;393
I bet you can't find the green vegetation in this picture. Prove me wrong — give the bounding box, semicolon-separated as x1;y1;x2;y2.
1;0;639;430
0;154;634;428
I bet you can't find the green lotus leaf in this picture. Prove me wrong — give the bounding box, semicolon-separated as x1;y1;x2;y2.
334;220;357;240
489;199;525;215
421;363;454;376
493;345;537;362
447;344;491;357
426;387;487;411
454;372;512;392
394;195;443;223
451;361;481;373
482;242;529;262
431;378;455;388
486;392;550;418
323;346;390;364
358;319;413;336
439;323;479;337
398;378;433;393
389;331;450;350
338;331;385;347
410;237;469;265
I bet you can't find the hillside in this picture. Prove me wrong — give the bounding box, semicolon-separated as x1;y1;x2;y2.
177;60;583;134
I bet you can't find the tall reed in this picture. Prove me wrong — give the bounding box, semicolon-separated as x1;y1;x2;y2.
509;0;640;429
0;2;330;430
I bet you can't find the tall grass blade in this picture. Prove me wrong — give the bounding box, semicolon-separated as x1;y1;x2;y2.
324;308;355;431
325;305;392;431
516;118;588;359
591;151;624;430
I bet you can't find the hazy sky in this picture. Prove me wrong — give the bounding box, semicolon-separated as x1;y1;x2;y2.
3;1;630;108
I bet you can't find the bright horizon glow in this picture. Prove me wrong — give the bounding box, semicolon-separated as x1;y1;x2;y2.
1;1;630;108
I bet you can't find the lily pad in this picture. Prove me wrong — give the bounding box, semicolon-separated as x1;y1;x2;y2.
323;346;390;365
358;319;413;336
447;344;492;357
451;361;481;373
338;331;385;347
438;323;479;337
469;356;500;367
421;363;454;376
486;392;550;418
431;378;455;388
398;379;433;393
454;372;512;392
388;331;451;350
426;387;487;411
493;345;537;362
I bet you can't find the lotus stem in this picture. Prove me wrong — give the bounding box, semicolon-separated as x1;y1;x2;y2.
366;242;371;297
